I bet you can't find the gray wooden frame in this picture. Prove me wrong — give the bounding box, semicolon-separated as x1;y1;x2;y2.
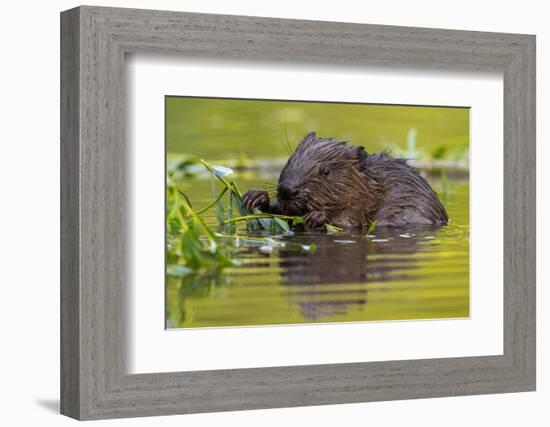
60;5;536;420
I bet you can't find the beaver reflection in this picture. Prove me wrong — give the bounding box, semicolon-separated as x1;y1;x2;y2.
278;226;441;321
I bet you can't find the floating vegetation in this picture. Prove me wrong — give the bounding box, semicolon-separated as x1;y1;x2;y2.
167;159;318;276
166;175;234;273
199;158;300;235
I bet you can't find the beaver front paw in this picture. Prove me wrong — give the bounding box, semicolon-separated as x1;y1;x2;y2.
243;189;270;211
304;210;327;228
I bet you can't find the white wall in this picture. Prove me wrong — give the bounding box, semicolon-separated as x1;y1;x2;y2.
0;0;546;425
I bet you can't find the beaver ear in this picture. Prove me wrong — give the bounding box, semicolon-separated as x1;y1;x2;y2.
303;131;317;144
356;146;369;171
295;131;318;150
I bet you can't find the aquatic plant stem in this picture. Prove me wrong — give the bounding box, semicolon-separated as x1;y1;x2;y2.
223;213;299;224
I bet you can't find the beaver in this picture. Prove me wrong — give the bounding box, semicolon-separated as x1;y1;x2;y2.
242;131;448;229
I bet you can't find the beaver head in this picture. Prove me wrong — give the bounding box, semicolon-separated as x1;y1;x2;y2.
277;132;382;221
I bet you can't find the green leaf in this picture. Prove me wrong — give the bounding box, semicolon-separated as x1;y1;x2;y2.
326;223;343;234
365;220;377;237
254;208;273;230
274;217;290;233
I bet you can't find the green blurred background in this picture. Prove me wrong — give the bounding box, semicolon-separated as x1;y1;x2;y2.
166;96;469;162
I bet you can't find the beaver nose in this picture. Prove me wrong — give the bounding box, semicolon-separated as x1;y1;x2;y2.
278;182;298;200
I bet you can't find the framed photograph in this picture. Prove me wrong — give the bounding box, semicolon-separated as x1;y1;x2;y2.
61;6;536;420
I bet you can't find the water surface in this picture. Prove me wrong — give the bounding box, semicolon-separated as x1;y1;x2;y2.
166;176;469;328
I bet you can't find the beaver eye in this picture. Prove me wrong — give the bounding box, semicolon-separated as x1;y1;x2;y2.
320;167;330;177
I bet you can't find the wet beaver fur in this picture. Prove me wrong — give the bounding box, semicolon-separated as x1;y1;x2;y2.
243;131;448;229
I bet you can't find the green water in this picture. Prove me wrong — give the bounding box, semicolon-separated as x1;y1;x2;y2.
166;97;470;328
